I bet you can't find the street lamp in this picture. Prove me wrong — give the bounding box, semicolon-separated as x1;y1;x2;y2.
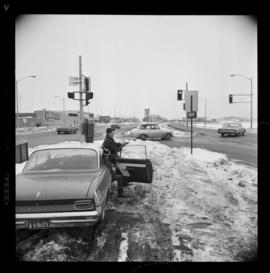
230;73;253;129
54;96;65;112
16;75;36;129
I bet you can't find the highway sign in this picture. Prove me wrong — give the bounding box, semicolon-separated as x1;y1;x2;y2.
185;91;198;112
187;111;197;118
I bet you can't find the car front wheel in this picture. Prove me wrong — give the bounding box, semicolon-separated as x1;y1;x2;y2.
164;133;171;140
140;134;147;141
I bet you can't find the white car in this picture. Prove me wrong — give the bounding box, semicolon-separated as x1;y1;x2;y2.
217;123;246;137
130;123;174;140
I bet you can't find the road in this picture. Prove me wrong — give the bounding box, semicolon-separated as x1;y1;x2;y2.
16;122;257;167
16;124;135;148
165;123;257;167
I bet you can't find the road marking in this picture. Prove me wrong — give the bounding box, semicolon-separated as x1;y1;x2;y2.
118;232;129;262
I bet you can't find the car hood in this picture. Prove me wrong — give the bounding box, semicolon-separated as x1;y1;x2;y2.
16;171;98;201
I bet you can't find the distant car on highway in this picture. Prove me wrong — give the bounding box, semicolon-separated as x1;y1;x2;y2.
217;122;246;137
57;126;78;134
111;124;121;129
130;123;174;140
16;142;153;230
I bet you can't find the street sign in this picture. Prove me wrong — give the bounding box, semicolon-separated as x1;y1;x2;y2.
187;111;197;118
185;91;198;112
69;76;81;86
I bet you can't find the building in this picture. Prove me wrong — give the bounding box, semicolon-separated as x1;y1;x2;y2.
17;109;94;128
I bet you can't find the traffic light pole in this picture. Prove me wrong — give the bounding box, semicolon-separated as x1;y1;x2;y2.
79;55;84;143
186;82;188;133
190;95;193;155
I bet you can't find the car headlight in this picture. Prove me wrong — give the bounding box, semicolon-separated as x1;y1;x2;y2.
74;200;95;210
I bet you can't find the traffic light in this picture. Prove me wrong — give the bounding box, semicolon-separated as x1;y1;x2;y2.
229;94;233;103
177;90;183;100
183;103;186;110
67;92;75;99
84;77;90;91
85;92;93;106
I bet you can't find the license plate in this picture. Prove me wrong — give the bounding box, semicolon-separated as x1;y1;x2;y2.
28;220;50;230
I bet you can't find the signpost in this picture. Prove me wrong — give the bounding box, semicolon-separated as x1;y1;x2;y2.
187;111;197;119
176;86;198;154
69;76;81;86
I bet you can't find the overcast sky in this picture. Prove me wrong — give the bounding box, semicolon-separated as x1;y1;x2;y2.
15;15;257;120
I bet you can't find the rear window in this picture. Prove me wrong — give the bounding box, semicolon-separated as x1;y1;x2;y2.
23;148;98;173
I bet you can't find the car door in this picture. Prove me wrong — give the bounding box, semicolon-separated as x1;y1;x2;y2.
151;124;163;138
117;145;153;183
116;158;153;183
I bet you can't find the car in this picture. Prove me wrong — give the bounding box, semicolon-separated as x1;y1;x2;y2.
111;124;121;129
130;123;174;141
57;126;78;134
217;122;246;137
16;142;153;230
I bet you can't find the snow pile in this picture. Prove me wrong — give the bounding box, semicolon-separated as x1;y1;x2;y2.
120;139;257;261
16;126;58;135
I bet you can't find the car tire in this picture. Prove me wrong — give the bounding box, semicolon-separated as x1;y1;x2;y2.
57;132;60;134
164;133;171;140
140;134;147;141
96;190;109;226
221;133;224;137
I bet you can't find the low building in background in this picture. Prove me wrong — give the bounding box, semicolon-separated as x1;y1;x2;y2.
17;109;94;128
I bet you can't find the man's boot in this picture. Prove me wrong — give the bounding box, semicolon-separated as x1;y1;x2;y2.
118;187;126;197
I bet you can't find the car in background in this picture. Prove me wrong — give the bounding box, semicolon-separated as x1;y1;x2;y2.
57;125;78;134
111;124;121;129
130;123;174;140
217;122;246;137
16;142;153;230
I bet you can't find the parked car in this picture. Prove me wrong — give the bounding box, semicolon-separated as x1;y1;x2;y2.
16;142;153;230
57;126;78;134
111;124;121;129
130;123;174;140
217;122;246;137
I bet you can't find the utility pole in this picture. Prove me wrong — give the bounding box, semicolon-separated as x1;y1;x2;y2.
204;98;207;127
250;77;253;129
79;55;84;143
191;95;193;154
186;82;188;133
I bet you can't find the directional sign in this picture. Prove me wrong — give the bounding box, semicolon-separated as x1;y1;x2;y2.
69;76;81;86
184;91;198;112
187;111;197;118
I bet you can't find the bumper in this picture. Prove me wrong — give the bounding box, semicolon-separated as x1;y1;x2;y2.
16;209;101;229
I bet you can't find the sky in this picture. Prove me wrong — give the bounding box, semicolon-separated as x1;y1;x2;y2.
15;15;257;120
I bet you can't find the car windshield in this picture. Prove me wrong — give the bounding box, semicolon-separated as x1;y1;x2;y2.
23;148;98;173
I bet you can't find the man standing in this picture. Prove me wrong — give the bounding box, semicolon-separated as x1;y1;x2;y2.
102;128;128;197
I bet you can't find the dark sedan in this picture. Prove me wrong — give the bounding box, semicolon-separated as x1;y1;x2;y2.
16;142;153;230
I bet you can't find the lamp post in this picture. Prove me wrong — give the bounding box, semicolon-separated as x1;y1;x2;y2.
230;74;253;129
16;75;36;129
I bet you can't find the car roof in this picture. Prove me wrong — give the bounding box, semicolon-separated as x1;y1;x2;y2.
31;141;102;153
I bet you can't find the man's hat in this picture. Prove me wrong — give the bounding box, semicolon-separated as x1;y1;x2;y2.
106;128;115;134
